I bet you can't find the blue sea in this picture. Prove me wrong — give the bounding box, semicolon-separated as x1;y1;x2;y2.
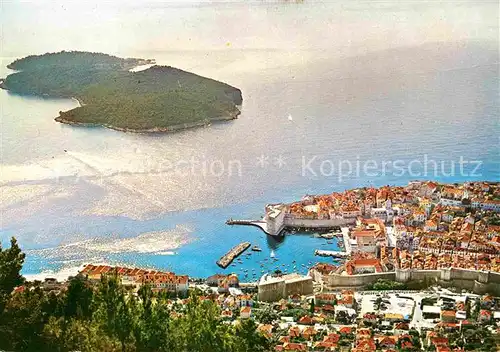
0;0;498;280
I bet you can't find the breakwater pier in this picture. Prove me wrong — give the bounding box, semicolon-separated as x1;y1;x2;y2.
314;250;349;258
226;219;270;234
217;242;251;269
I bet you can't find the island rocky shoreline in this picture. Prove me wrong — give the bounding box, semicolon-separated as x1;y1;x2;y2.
54;109;241;134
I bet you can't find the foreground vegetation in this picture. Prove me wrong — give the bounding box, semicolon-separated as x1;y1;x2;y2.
0;238;268;352
1;51;242;131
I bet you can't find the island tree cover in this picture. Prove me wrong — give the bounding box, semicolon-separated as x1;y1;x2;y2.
0;238;269;352
1;51;242;131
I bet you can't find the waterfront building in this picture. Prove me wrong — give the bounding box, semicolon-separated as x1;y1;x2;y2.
264;203;286;234
340;205;361;219
345;256;383;275
79;264;189;294
351;230;377;253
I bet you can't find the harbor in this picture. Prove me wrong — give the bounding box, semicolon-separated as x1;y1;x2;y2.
216;242;251;269
312;227;352;259
213;227;348;281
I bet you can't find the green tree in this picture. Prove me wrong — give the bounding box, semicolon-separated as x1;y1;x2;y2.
471;298;481;321
254;305;278;324
232;319;270;352
168;294;232;352
135;289;172;352
64;274;94;319
0;237;26;311
0;285;50;351
368;279;406;291
92;273;136;351
44;316;120;352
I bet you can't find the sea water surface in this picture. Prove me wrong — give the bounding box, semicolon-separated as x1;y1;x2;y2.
0;0;499;280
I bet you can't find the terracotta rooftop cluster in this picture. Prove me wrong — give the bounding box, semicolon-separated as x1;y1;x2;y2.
369;181;499;272
345;253;384;275
80;264;188;285
383;248;500;272
310;263;337;275
272;290;357;351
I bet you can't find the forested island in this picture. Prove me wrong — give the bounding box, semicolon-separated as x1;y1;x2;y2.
0;51;243;132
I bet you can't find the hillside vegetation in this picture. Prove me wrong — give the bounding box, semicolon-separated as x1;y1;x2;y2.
0;238;269;352
1;51;242;132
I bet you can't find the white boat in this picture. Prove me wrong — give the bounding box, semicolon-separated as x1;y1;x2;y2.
270;250;275;258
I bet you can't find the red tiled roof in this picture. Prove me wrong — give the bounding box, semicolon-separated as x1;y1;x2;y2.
282;342;307;351
240;306;251;314
339;326;352;334
431;337;449;346
353;230;376;238
298;315;314;325
379;336;396;346
288;326;300;338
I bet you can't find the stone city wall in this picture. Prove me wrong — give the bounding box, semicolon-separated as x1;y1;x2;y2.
284;218;354;228
258;281;285;302
314;267;500;295
285;278;314;297
258;277;313;302
322;272;395;288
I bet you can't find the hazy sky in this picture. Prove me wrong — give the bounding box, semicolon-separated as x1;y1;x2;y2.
1;0;498;59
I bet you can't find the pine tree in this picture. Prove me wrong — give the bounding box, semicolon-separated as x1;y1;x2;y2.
0;237;26;309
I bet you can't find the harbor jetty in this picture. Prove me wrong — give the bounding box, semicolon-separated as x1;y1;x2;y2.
226;219;269;234
217;242;251;269
314;250;349;258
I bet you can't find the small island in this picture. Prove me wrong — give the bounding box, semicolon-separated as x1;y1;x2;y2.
0;51;243;132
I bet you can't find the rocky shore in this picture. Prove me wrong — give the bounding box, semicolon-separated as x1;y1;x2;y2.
54;110;240;134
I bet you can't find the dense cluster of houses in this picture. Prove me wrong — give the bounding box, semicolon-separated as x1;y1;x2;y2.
286;181;498;226
416;292;500;351
299;181;500;276
247;287;500;351
382;182;500;273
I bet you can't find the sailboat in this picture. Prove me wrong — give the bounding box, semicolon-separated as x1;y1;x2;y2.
270;250;275;258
